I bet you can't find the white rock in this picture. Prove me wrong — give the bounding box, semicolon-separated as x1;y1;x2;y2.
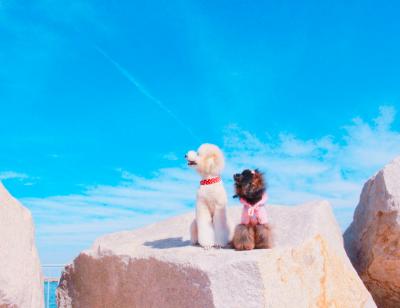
0;182;43;308
58;201;375;308
344;156;400;307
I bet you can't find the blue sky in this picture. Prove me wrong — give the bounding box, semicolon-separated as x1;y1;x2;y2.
1;0;400;264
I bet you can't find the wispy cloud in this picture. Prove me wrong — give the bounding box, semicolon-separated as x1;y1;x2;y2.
163;152;179;161
0;171;28;181
219;105;400;233
21;106;400;263
23;167;198;262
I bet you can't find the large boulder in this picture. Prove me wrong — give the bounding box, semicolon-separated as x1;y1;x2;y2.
0;182;43;308
57;201;375;308
344;157;400;307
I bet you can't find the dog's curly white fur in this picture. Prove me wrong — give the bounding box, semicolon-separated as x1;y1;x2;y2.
186;144;230;249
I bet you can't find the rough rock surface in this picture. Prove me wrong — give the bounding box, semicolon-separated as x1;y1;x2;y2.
58;201;375;308
0;182;43;308
344;157;400;307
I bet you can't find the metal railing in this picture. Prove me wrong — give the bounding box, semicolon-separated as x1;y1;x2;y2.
42;264;65;308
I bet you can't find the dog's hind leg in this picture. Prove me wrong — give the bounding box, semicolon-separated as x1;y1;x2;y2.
190;219;198;245
233;224;255;250
254;224;272;249
196;202;215;249
213;207;229;247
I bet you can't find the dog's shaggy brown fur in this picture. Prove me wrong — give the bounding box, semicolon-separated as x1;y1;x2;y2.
232;169;272;251
232;224;255;250
254;224;272;249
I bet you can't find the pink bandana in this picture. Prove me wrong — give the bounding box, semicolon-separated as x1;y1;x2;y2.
240;193;268;225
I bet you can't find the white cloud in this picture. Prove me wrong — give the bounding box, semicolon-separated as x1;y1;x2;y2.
0;171;28;181
21;106;400;263
163;152;179;161
23;167;199;262
222;105;400;227
340;106;400;170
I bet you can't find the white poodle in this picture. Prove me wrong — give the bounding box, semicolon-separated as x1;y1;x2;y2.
186;143;230;249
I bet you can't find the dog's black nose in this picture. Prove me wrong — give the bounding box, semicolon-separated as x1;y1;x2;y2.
233;173;241;180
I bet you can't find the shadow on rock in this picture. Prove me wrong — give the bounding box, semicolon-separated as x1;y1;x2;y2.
143;237;191;249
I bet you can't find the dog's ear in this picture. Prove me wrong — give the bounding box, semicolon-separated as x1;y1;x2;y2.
205;155;216;173
253;171;265;190
233;173;242;183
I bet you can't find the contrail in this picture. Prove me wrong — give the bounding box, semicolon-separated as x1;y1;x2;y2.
95;46;200;141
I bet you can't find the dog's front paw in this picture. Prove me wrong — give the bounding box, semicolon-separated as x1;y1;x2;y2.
198;238;214;249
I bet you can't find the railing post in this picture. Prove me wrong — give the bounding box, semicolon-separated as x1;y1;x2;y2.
46;280;50;308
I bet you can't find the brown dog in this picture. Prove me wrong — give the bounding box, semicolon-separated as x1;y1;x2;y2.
232;169;272;250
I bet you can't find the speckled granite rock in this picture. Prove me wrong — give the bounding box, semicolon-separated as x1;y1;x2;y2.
57;201;375;308
344;157;400;308
0;182;43;308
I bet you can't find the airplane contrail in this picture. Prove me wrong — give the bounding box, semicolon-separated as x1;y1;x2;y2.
95;46;200;141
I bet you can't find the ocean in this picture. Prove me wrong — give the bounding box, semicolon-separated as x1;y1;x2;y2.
44;281;58;308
